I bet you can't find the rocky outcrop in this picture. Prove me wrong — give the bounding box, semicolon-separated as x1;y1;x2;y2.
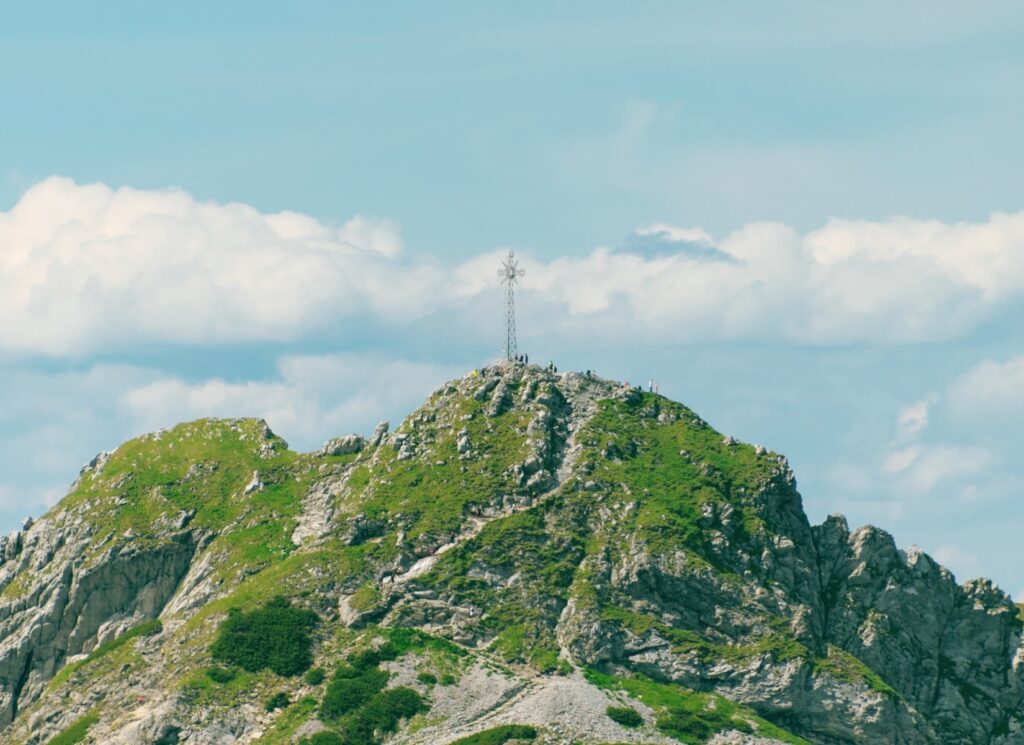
0;509;202;724
316;434;366;457
0;366;1019;744
811;517;1024;743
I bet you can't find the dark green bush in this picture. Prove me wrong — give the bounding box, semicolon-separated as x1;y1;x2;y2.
416;671;437;685
449;725;538;745
301;733;345;745
656;706;752;742
337;715;375;744
440;673;457;686
319;666;389;721
606;705;643;727
304;667;326;685
348;643;399;671
204;666;237;683
209;596;318;677
360;687;427;734
265;691;290;711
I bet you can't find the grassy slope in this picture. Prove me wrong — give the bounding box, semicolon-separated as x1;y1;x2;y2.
19;381;879;744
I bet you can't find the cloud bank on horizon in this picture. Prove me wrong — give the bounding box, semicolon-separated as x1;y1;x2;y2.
4;176;1024;357
1;176;1023;598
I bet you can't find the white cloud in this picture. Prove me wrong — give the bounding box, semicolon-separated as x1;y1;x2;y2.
635;223;715;246
883;446;920;474
896;396;935;441
890;445;993;494
119;354;462;449
518;214;1024;346
4;177;1024;357
948;356;1024;416
0;177;427;355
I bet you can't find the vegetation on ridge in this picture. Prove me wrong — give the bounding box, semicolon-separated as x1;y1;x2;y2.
585;669;809;745
4;368;966;745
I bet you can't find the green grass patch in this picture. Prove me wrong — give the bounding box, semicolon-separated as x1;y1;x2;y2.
210;596;318;676
49;619;162;690
812;645;898;699
584;669;808;745
255;696;317;744
45;712;99;745
350;391;534;543
573;394;781;571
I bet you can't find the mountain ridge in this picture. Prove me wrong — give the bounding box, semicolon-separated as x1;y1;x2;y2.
0;363;1019;744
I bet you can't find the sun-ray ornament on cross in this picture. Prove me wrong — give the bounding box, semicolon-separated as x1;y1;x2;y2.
498;249;525;361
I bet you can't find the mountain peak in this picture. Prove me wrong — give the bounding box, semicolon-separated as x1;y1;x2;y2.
0;367;1020;744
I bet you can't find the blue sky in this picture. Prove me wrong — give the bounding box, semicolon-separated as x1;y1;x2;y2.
2;3;1024;596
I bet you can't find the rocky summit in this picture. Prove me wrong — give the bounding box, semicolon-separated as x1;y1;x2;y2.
0;363;1020;745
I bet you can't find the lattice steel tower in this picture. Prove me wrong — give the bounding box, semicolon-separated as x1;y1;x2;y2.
498;249;525;360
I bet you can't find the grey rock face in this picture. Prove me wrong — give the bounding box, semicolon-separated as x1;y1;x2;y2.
0;367;1019;745
316;434;366;457
369;420;390;447
811;519;1024;743
0;509;201;725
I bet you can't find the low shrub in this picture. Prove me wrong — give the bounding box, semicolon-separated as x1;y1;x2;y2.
209;596;318;677
265;691;290;711
301;733;344;745
205;666;236;683
606;705;643;728
304;667;326;685
449;724;538;745
360;686;427;734
416;671;437;685
348;643;399;671
319;666;389;721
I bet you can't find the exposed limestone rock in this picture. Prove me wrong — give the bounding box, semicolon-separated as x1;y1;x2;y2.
0;367;1019;745
369;420;390;447
315;434;366;457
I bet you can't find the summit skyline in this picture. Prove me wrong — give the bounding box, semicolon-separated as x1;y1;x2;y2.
1;2;1024;600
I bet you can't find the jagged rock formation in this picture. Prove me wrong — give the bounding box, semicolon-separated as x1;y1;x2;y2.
0;364;1020;745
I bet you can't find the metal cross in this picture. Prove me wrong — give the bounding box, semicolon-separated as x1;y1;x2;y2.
498;249;525;360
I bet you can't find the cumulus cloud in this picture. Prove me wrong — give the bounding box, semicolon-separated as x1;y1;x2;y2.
0;177;429;355
887;444;992;494
526;215;1024;345
119;353;462;448
4;177;1024;357
948;356;1024;417
896;396;935;441
883;446;921;474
